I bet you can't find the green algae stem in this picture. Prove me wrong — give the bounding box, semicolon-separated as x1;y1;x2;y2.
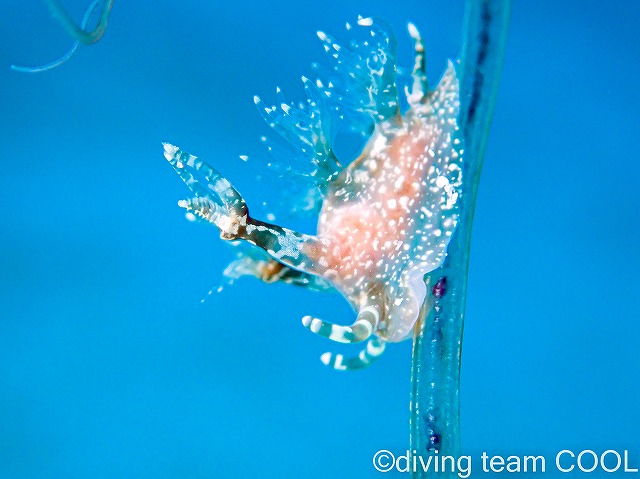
409;0;511;476
43;0;114;45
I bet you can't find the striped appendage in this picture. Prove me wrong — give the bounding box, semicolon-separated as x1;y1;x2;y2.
320;338;386;371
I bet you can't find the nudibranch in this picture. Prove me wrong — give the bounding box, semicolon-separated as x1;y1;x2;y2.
165;17;463;370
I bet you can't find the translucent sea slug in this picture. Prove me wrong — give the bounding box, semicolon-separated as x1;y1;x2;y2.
165;17;463;370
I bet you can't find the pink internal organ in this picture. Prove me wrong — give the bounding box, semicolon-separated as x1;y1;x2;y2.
318;125;434;287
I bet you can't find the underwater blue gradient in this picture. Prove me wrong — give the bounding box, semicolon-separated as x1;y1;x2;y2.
1;1;638;478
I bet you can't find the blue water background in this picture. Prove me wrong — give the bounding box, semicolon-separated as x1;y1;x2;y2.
1;1;639;477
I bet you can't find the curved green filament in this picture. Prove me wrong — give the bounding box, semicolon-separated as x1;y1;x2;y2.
43;0;114;45
11;0;104;74
409;0;511;476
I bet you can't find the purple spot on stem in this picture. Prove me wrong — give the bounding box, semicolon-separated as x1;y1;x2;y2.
432;276;447;298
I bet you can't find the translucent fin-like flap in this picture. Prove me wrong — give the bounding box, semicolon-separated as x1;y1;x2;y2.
406;62;463;276
316;17;401;123
223;249;333;292
254;82;341;188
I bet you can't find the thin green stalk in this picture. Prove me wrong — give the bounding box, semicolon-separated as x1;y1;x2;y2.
409;0;511;476
43;0;114;45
